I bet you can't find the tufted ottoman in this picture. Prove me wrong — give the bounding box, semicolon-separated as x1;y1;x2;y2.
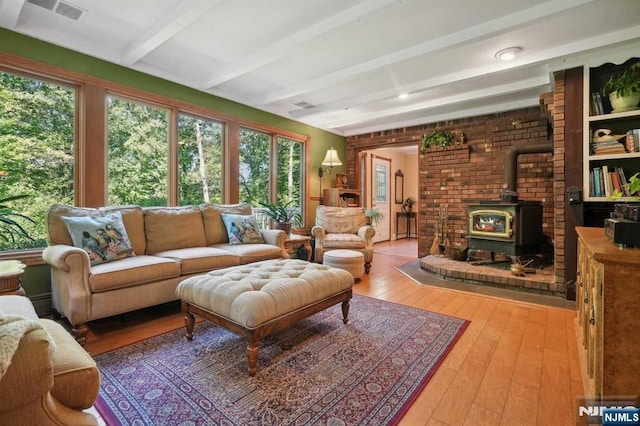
176;259;353;376
323;249;365;281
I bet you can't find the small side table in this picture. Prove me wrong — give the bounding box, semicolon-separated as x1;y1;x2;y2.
0;260;26;296
284;234;312;261
396;211;417;240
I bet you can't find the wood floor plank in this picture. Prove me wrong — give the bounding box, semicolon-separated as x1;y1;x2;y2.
398;366;457;425
500;382;539;426
463;403;503;426
537;347;574;426
431;328;499;425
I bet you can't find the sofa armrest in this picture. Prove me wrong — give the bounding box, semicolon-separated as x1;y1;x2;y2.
42;245;93;325
357;226;376;246
259;229;287;249
0;327;98;425
311;225;325;240
42;244;89;272
0;327;54;413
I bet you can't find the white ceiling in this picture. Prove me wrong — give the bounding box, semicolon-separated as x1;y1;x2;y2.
2;0;640;136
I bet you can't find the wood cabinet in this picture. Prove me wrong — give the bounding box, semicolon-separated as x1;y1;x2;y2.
575;227;640;400
583;58;640;201
322;188;360;207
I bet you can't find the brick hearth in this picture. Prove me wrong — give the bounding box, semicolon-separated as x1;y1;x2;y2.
420;255;557;295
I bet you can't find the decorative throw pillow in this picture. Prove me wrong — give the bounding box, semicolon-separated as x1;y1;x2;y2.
220;214;264;245
61;212;135;265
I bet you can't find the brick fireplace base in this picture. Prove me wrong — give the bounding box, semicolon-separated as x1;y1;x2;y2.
420;255;558;295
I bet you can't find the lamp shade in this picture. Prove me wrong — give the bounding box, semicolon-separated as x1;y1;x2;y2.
321;148;342;167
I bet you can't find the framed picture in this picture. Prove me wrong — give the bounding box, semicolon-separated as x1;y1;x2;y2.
395;170;404;204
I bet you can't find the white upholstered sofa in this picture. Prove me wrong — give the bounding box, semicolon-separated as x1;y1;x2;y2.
42;203;287;343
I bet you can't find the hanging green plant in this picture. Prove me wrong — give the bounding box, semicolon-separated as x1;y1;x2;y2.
421;130;455;151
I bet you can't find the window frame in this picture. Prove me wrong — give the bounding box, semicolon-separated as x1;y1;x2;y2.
0;52;310;263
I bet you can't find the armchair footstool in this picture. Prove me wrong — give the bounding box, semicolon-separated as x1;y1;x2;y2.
323;249;364;281
176;259;353;376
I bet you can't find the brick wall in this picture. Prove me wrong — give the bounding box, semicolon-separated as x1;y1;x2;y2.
346;105;557;280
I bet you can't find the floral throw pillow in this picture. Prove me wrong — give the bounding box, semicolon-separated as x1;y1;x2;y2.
221;214;264;245
61;211;135;265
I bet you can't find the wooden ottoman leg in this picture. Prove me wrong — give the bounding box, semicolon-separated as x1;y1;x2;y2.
341;298;350;324
184;311;195;341
247;333;260;377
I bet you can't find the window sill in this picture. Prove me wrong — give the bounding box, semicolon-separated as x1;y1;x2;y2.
0;249;45;266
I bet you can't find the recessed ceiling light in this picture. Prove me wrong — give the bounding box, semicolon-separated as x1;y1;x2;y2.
495;47;522;61
398;93;409;99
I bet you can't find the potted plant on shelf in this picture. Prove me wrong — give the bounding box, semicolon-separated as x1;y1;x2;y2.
364;208;385;226
602;62;640;113
259;200;302;235
402;196;416;212
420;129;455;152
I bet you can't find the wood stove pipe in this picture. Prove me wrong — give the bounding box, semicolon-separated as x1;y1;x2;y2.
504;142;553;191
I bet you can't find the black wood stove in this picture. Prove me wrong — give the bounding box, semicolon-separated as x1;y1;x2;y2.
467;201;544;257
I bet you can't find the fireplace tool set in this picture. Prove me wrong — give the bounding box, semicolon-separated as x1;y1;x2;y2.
430;205;449;256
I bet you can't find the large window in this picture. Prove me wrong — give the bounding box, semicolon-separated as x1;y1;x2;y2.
277;136;303;209
0;57;310;256
107;96;169;206
178;114;223;205
239;129;271;207
239;129;304;226
0;71;75;250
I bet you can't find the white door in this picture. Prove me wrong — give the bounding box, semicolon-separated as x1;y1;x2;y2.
371;156;391;243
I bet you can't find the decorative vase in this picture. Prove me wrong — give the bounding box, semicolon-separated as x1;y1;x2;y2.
609;91;640;113
276;222;291;234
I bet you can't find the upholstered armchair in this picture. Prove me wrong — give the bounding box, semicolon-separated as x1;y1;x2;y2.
0;296;100;426
311;205;375;273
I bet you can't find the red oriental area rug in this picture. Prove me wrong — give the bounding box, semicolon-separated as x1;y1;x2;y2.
95;295;468;425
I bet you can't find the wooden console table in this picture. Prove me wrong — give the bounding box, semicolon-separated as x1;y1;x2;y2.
396;211;417;240
575;227;640;401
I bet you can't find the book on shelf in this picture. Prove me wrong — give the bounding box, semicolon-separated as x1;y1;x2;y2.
591;140;626;155
625;129;640;153
616;166;631;196
591;166;635;198
590;92;605;115
593;167;601;197
591;93;600;115
610;171;621;193
602;165;611;196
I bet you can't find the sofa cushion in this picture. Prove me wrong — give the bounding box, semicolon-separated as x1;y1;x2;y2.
315;206;366;234
221;214;264;245
88;255;181;292
47;204;146;255
152;247;239;275
322;233;366;249
212;243;283;264
101;205;146;255
144;206;206;254
201;203;252;246
61;212;135;265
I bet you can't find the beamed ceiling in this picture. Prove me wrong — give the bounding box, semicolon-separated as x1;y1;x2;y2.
1;0;639;136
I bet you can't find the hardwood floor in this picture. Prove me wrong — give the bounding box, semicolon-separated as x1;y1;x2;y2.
84;239;583;425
